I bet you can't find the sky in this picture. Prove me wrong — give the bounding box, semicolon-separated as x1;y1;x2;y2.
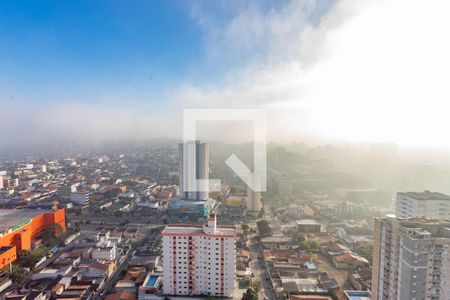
1;0;450;148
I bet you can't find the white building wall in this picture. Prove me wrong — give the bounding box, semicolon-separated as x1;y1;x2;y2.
162;227;235;297
70;192;90;205
247;187;261;212
179;141;209;201
92;247;116;261
396;194;450;220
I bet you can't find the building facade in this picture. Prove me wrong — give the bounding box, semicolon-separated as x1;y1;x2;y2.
246;186;262;213
70;191;90;205
162;214;236;297
396;191;450;220
0;208;66;268
179;141;209;201
92;245;116;261
372;217;450;300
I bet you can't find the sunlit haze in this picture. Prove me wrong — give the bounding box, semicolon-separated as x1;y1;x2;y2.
0;0;449;148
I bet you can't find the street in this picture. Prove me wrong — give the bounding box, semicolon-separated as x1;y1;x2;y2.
248;231;276;300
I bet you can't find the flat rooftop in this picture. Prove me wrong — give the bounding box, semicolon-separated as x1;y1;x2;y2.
162;224;235;236
399;191;450;201
0;209;54;231
296;219;321;225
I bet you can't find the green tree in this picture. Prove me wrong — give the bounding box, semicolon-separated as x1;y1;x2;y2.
241;287;258;300
241;224;250;238
258;207;265;219
281;289;290;299
10;266;29;283
354;242;373;263
17;250;41;269
292;232;305;243
256;220;272;237
41;223;64;247
308;240;319;251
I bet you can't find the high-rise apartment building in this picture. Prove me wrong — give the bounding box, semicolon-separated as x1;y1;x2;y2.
396;191;450;220
179;141;209;201
247;186;262;213
162;214;236;297
372;217;450;300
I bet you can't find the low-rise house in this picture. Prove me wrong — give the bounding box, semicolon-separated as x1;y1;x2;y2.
51;283;65;295
261;236;292;249
3;291;50;300
0;272;12;293
348;268;371;290
264;249;311;265
92;245;117;261
31;266;72;281
82;261;115;278
333;253;369;269
281;277;325;294
296;220;322;233
322;242;350;256
114;280;137;293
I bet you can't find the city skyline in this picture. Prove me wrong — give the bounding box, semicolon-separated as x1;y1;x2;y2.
2;2;450;298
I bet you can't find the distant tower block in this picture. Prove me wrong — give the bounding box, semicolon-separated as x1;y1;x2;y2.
179;141;209;201
247;186;262;212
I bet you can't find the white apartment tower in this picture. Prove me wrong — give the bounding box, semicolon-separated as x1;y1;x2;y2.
162;214;236;297
247;186;262;213
372;217;450;300
179;141;209;201
396;191;450;220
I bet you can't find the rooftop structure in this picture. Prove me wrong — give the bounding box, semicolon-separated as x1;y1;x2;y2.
397;191;450;220
167;197;215;217
398;191;450;201
0;209;56;232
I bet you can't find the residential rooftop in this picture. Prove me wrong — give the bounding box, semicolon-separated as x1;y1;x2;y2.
162;224;235;236
398;191;450;201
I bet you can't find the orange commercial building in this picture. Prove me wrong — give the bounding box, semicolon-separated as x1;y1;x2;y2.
0;208;66;269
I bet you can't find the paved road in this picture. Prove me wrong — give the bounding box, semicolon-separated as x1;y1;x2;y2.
248;233;277;300
93;248;134;300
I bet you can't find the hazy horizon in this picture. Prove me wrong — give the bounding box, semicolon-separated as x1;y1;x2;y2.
1;0;450;148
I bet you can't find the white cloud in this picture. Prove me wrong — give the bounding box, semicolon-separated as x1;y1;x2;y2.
174;0;450;147
2;0;450;148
